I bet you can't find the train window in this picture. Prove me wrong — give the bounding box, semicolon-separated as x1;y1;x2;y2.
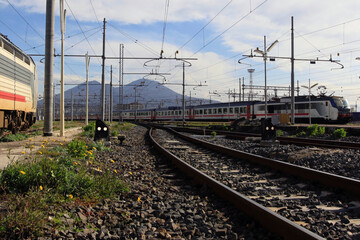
15;50;23;60
24;56;30;65
223;108;227;113
213;109;217;114
325;102;328;106
195;110;199;114
218;108;222;113
243;107;247;113
208;109;212;114
186;110;189;114
3;41;13;54
235;107;239;113
172;111;174;115
0;39;2;48
229;108;233;113
204;109;207;114
200;109;203;114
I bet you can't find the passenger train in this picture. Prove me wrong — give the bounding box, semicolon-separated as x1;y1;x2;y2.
0;33;37;132
121;95;351;123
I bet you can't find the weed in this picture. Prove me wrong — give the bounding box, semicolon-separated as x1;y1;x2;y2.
211;131;217;138
333;128;347;139
0;132;29;142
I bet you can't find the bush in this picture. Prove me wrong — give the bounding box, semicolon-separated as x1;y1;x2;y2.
333;128;347;139
211;131;217;138
82;122;95;139
67;138;88;158
0;132;29;142
306;124;325;137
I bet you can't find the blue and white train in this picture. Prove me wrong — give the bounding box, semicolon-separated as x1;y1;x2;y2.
121;95;352;123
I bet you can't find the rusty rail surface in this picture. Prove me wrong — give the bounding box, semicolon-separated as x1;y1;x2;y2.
168;127;360;197
149;128;324;240
171;127;360;150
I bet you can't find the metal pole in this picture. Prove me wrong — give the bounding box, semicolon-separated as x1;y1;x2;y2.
239;78;242;102
182;62;185;125
264;36;268;119
43;0;55;136
60;0;66;136
71;89;73;121
291;16;295;124
85;52;89;125
134;87;137;122
53;85;55;120
110;65;113;123
309;79;311;125
101;18;106;121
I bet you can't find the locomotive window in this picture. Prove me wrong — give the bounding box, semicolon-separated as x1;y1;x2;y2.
3;41;13;54
0;39;2;48
223;108;227;113
218;108;222;113
229;108;233;113
15;50;23;60
235;107;239;113
24;56;30;64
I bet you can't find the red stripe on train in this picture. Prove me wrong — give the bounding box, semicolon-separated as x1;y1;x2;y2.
0;91;26;102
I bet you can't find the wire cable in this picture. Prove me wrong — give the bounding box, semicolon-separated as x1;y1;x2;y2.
5;0;44;40
160;0;170;56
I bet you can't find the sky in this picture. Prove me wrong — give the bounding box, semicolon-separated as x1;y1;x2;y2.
1;0;360;109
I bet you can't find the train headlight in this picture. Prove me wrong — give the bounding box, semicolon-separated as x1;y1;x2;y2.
97;127;101;131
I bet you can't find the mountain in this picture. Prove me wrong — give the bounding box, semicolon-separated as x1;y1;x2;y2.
37;79;215;117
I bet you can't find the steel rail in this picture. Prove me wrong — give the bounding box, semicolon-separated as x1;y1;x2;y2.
167;128;360;197
149;128;324;240
171;127;360;150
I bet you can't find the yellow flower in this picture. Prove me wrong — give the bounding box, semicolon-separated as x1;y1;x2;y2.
21;151;25;154
88;152;93;155
41;145;45;148
74;150;78;153
20;171;26;175
89;161;93;165
39;186;43;191
137;197;141;202
29;138;33;141
74;162;78;165
114;169;117;173
97;167;100;171
60;143;63;146
93;147;96;150
38;151;43;155
69;194;73;199
110;160;115;163
129;172;133;175
83;153;87;157
51;139;55;142
49;158;53;161
44;140;48;143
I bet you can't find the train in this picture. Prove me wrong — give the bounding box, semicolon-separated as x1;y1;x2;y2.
0;33;37;133
121;95;352;124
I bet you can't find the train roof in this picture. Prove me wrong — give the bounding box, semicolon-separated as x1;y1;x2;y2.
0;33;35;65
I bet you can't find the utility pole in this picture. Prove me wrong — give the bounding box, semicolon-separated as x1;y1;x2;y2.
71;89;73;121
60;0;66;136
119;44;124;122
291;16;295;124
85;52;90;125
43;0;55;136
182;62;185;125
110;65;113;123
53;85;55;120
101;18;106;121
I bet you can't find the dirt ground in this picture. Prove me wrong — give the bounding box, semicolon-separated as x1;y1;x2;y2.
0;127;83;169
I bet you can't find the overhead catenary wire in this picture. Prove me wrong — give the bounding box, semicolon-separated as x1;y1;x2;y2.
160;0;170;57
6;0;44;40
179;0;234;51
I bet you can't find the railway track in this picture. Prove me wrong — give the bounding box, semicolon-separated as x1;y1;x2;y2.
150;127;360;239
171;126;360;150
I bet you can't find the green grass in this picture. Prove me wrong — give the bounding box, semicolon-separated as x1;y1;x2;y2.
0;136;128;238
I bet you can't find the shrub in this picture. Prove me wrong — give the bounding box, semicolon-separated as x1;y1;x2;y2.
333;128;347;139
111;130;119;137
306;124;325;137
296;131;306;137
211;131;217;138
67;139;88;158
0;132;29;142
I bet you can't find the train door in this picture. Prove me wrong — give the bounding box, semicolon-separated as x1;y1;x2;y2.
189;109;195;120
151;110;156;121
246;105;251;119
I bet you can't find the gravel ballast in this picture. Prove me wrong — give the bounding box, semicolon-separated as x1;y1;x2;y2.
41;126;276;239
